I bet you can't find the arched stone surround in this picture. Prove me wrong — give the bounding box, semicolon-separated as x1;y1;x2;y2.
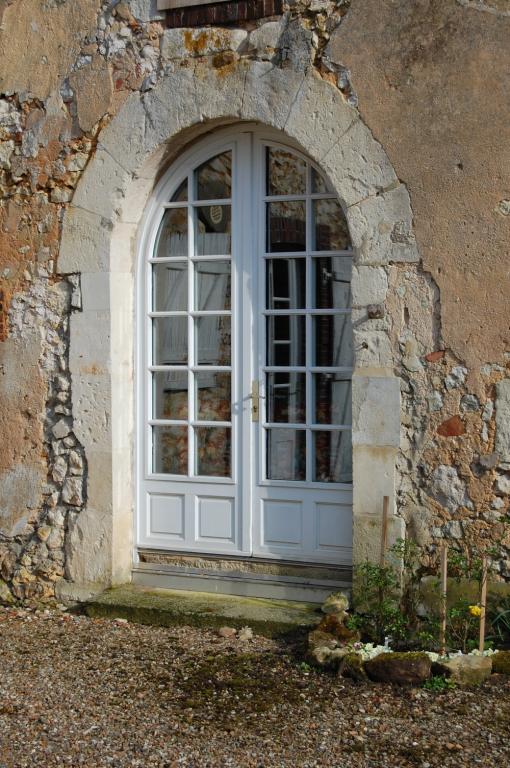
57;60;419;594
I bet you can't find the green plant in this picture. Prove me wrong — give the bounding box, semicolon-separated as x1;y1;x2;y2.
443;547;496;653
422;675;456;692
488;596;510;646
446;600;480;653
351;560;402;645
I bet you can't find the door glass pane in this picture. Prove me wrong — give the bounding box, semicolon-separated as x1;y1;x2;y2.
266;315;305;366
266;147;306;196
313;199;350;251
195;371;231;421
171;179;188;202
267;373;306;423
153;371;188;420
314;374;351;425
266;258;305;309
267;201;306;253
153;426;188;475
313;314;352;367
196;316;231;365
311;167;332;194
196;151;232;200
154;208;188;258
196;206;231;255
313;430;352;483
195;260;231;311
313;257;351;309
267;429;306;481
152;262;187;312
196;426;231;477
153;317;188;365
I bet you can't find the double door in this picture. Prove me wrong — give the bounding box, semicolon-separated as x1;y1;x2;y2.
138;129;353;564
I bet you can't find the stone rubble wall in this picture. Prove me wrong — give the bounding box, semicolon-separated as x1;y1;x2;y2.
0;0;508;601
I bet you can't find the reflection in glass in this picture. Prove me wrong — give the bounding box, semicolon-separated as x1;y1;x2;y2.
266;258;305;310
196;316;231;366
311;167;332;194
196;426;231;477
152;262;187;312
152;317;188;365
313;314;353;368
153;371;188;420
314;430;352;483
195;260;231;311
196;151;232;200
266;315;306;366
266;147;306;196
195;371;231;421
153;426;188;475
196;205;231;255
313;257;351;309
267;373;306;423
154;208;188;258
313;199;350;251
171;179;188;202
267;429;306;481
314;374;351;425
267;201;306;252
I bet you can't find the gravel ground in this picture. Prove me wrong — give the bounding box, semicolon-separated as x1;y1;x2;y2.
1;606;509;768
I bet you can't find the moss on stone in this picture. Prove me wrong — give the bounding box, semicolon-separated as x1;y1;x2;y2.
492;651;510;675
339;652;367;682
84;585;321;639
365;652;431;685
0;578;14;606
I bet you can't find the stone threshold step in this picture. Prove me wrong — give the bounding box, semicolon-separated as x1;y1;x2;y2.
84;584;322;638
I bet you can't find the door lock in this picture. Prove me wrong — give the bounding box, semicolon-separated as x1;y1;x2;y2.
251;380;260;422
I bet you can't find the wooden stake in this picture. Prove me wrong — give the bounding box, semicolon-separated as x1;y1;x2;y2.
479;555;488;653
439;543;448;656
380;496;389;568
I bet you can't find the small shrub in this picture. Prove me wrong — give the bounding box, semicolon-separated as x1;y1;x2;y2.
488;596;510;647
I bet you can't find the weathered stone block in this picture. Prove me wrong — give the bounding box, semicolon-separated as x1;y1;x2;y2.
434;655;492;686
323;119;398;208
353;509;404;565
347;185;419;265
352;376;400;447
365;652;431;685
285;72;357;164
351;266;388;308
72;147;129;221
62;478;83;507
241;60;304;129
353;329;393;368
496;379;510;462
59;208;113;275
492;651;510;675
428;465;472;513
161;27;247;60
248;20;284;58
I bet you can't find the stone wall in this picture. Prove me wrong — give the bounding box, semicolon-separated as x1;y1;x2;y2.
0;0;509;602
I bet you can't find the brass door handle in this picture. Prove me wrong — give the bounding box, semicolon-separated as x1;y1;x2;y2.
251;380;262;422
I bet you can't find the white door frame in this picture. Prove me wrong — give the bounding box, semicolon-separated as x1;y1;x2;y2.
135;124;353;564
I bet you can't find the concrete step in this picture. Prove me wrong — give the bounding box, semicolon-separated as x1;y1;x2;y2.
84;584;322;638
132;561;351;603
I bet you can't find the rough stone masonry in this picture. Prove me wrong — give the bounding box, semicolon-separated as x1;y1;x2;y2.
0;0;509;602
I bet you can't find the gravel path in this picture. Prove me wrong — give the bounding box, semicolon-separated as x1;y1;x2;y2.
0;605;509;767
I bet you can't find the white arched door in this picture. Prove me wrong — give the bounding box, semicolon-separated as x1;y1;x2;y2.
137;128;353;565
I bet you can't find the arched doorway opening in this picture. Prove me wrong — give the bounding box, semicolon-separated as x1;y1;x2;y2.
136;126;353;569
